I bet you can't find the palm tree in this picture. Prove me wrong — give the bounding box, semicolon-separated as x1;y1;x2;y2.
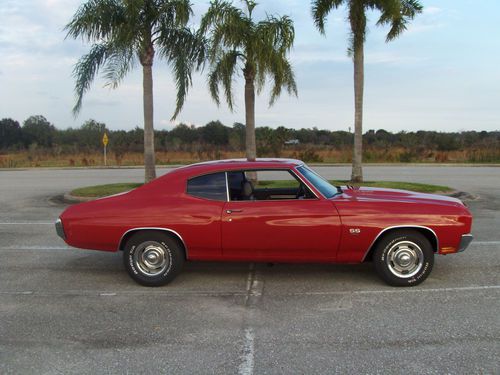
312;0;423;182
200;0;297;162
66;0;204;182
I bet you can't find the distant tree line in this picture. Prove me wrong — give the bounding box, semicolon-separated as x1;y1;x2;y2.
1;116;499;163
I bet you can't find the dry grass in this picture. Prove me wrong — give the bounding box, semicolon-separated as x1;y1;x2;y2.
0;146;498;168
0;151;243;168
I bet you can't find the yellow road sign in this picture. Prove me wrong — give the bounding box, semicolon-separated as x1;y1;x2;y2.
102;133;109;146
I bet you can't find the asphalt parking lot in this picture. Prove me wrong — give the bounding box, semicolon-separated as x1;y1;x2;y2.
0;165;499;374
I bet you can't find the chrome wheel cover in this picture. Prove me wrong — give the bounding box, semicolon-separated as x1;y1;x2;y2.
133;241;170;276
386;240;424;278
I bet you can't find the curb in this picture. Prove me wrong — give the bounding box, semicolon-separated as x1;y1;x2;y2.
63;193;99;203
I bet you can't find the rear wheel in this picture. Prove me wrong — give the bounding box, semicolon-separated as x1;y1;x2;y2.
373;230;434;286
123;232;184;286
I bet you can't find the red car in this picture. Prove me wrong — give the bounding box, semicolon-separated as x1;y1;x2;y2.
56;159;473;287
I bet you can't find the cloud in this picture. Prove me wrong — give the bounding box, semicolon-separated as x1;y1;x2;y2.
365;52;428;65
85;98;121;107
291;48;349;64
424;6;442;15
164;119;195;128
391;4;447;36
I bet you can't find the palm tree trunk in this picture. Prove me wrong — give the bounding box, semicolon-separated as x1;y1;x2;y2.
143;63;156;182
244;70;257;162
351;40;364;183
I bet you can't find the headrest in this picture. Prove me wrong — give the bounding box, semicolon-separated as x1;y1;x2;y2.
242;180;254;197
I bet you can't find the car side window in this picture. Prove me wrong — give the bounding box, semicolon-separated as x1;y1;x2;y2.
187;172;227;201
229;169;315;201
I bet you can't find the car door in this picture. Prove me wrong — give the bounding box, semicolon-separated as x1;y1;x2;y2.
221;169;341;261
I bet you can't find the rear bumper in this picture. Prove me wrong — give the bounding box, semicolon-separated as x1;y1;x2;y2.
55;218;66;240
458;234;473;252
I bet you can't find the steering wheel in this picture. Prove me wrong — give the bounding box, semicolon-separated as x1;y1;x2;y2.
296;184;306;199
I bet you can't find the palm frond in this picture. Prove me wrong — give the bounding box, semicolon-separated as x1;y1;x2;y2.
72;43;111;115
103;47;135;89
157;27;207;119
209;23;250;65
202;1;250;64
156;0;192;29
208;50;240;111
65;0;125;41
267;51;298;106
311;0;343;34
375;0;423;41
201;0;297;109
200;0;248;35
68;0;201;120
256;15;295;53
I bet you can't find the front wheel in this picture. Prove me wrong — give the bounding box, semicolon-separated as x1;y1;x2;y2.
123;232;184;286
373;230;434;286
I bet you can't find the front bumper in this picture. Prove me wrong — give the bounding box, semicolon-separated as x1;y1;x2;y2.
458;234;473;252
55;218;66;240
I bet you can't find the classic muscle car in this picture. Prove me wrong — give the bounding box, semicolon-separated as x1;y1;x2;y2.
55;159;473;287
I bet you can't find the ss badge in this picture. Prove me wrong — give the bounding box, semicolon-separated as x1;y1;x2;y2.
349;228;361;234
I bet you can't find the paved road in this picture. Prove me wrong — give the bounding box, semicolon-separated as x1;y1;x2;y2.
0;166;499;374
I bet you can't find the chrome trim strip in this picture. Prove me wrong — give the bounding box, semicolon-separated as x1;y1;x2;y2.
225;171;230;202
458;234;473;252
118;227;189;258
361;225;439;261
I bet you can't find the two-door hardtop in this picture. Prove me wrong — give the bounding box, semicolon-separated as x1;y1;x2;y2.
56;159;473;286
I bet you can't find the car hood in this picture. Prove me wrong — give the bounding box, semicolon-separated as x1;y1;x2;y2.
336;186;464;207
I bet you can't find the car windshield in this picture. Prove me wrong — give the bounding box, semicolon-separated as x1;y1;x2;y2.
297;165;340;198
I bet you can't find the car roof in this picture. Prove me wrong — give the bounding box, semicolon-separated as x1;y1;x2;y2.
172;158;305;177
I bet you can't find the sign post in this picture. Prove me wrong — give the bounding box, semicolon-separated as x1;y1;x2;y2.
102;133;109;166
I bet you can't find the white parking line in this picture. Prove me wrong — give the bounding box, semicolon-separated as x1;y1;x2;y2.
238;327;255;375
0;285;498;298
0;222;54;225
0;246;72;251
244;263;255;306
474;241;500;245
282;284;500;296
0;290;248;297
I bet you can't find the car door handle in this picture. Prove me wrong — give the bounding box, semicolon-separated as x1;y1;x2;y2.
226;209;243;214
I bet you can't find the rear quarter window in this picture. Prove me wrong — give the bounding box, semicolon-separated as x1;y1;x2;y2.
187;172;227;201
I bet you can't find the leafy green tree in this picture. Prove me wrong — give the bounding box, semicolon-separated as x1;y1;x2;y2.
229;122;246;150
0;118;22;149
169;123;199;144
81;119;106;133
66;0;205;182
22;115;56;148
201;120;229;146
200;0;297;162
79;119;108;150
256;126;286;156
312;0;423;182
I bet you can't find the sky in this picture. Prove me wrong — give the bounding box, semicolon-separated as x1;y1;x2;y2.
0;0;499;133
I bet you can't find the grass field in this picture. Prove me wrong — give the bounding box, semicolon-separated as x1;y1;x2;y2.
71;183;143;197
259;179;451;193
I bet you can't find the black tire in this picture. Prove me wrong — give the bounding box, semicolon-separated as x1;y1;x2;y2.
373;230;434;287
123;231;184;286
